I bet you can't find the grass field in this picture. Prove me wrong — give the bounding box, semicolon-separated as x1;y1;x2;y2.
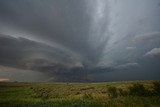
0;80;160;107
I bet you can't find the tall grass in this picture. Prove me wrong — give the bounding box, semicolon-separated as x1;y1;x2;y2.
0;80;160;107
107;81;160;97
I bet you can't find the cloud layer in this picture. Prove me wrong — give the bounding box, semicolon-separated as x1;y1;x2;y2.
0;0;160;81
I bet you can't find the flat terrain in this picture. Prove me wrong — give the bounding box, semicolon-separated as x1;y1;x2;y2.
0;80;160;107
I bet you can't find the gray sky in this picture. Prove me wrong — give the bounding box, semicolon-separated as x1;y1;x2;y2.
0;0;160;82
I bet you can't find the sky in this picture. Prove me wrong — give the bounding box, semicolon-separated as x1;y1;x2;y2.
0;0;160;82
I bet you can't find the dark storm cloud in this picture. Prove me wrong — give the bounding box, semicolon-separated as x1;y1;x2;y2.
0;34;86;81
0;0;110;65
0;34;76;68
0;0;160;81
0;0;112;81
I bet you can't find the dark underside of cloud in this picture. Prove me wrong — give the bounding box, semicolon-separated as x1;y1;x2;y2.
0;34;87;81
0;0;160;82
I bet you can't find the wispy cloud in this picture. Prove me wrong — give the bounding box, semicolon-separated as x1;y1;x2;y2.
126;47;136;50
115;63;139;70
135;32;160;42
144;48;160;57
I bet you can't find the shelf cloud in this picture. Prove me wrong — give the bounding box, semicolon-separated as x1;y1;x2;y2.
0;0;160;81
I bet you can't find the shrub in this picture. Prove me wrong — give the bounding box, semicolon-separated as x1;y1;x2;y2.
32;88;51;99
118;88;129;96
152;82;160;96
128;83;149;96
108;87;118;98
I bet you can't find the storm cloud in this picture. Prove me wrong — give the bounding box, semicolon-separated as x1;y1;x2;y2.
0;0;160;82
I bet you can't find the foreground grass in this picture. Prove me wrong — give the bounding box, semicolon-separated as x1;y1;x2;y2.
0;80;160;107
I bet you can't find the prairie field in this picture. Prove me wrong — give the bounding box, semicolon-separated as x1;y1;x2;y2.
0;80;160;107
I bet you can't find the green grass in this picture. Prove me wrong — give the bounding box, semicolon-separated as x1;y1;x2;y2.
0;80;160;107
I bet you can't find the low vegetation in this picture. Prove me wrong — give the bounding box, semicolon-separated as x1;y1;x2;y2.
0;80;160;107
107;81;160;98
